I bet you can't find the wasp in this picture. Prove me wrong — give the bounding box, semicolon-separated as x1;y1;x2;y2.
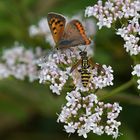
70;51;94;87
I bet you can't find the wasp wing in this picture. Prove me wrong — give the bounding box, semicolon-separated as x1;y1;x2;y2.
70;59;82;73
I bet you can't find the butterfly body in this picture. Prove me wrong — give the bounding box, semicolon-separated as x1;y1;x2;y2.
47;12;91;49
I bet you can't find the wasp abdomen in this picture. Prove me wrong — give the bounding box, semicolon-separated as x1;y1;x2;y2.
81;71;90;87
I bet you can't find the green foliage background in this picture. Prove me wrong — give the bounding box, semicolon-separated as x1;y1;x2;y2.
0;0;140;140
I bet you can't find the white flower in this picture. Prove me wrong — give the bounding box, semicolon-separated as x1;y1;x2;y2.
84;19;96;36
105;1;113;10
0;42;41;82
77;127;89;138
29;25;40;37
132;64;140;77
92;125;104;135
106;17;113;28
97;17;104;29
66;91;81;107
132;64;140;90
124;40;140;55
116;27;128;38
137;79;140;89
38;18;49;33
29;17;55;47
50;84;62;95
64;122;76;133
85;6;95;17
0;64;10;79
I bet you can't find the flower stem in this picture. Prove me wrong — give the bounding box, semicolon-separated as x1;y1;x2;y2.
108;94;140;106
99;79;134;100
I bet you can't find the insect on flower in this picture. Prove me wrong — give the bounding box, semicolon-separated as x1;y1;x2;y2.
70;50;94;87
47;12;91;49
70;50;107;88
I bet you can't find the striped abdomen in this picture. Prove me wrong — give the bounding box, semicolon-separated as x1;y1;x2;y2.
81;70;90;87
80;59;90;87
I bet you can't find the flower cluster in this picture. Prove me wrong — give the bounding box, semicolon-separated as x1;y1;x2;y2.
38;49;79;95
38;49;114;94
132;64;140;89
0;42;43;82
116;15;140;55
91;64;114;89
85;0;140;29
85;0;140;56
57;91;122;139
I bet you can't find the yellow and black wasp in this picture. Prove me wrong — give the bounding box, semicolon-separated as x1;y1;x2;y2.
70;51;94;87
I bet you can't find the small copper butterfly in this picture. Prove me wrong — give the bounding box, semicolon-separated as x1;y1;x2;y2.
47;12;91;49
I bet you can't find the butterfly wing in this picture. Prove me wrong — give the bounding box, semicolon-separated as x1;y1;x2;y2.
58;20;91;49
47;12;66;44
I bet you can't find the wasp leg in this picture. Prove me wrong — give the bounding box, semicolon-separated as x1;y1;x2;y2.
70;59;82;73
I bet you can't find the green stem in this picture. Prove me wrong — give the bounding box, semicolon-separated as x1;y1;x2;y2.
107;94;140;106
99;79;134;100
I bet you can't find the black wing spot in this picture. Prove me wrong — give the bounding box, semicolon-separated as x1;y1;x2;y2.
53;27;56;31
54;22;58;25
60;24;63;27
50;19;55;24
57;20;61;24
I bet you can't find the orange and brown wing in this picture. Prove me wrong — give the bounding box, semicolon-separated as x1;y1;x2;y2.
58;20;91;49
47;12;66;44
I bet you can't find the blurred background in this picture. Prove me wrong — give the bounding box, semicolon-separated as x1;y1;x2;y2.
0;0;140;140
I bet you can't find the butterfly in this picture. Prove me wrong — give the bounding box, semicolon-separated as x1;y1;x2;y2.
47;12;91;49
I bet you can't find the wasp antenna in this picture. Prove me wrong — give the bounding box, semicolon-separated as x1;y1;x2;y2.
83;46;87;52
77;46;82;52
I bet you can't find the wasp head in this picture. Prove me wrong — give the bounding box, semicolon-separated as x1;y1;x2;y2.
79;51;87;58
